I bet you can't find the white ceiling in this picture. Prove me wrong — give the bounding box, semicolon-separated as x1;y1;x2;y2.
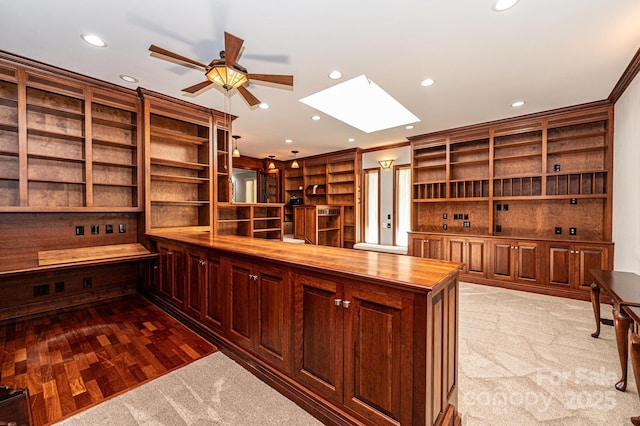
1;1;640;161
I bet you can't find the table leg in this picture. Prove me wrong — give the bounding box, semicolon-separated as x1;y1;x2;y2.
629;330;640;425
590;282;601;338
614;306;631;391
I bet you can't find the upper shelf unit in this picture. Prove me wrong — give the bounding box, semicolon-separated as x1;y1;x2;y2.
0;58;142;212
411;106;612;203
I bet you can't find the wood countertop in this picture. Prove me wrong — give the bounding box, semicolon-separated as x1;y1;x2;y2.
147;229;462;292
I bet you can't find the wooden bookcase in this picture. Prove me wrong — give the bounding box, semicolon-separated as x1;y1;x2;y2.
294;205;343;247
303;157;327;205
409;104;614;300
141;90;213;231
217;203;284;240
283;165;304;233
0;59;142;212
327;150;361;249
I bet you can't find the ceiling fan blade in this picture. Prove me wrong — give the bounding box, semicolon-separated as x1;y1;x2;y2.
224;32;244;68
182;80;214;94
149;45;210;70
247;74;294;86
237;86;261;107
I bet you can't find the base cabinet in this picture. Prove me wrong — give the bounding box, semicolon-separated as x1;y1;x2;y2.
158;243;184;308
224;257;291;372
147;235;460;426
295;272;445;426
410;234;444;260
547;243;609;291
490;240;540;284
446;237;487;277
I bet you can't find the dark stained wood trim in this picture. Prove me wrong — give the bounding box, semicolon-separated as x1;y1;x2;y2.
609;46;640;104
362;141;411;153
137;87;234;120
408;100;612;143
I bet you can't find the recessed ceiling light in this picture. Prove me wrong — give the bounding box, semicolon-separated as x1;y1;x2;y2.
420;78;435;87
81;33;107;47
511;100;525;107
300;74;420;133
119;74;138;83
285;139;293;144
259;103;269;109
311;115;321;121
329;70;343;80
406;125;414;130
493;0;520;12
348;138;355;142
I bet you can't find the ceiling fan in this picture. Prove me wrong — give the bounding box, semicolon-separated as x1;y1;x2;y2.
149;32;293;107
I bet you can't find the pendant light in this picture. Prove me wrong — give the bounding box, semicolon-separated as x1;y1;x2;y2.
268;155;276;169
291;150;300;169
232;135;241;158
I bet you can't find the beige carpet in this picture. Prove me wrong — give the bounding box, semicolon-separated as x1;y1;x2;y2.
56;282;639;425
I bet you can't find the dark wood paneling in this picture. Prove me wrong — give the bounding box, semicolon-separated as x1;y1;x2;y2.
203;253;224;332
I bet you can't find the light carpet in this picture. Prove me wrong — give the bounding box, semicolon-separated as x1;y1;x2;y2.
57;282;639;425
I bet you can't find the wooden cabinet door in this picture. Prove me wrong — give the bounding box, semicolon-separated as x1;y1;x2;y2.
446;237;466;265
466;238;487;277
254;264;291;371
547;244;572;287
515;242;539;283
294;273;344;403
227;259;253;350
574;245;608;291
294;207;306;240
491;241;514;280
158;243;184;307
203;253;224;332
411;236;425;258
343;285;410;426
186;251;205;319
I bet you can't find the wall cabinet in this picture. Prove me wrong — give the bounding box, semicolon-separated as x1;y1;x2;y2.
547;243;609;291
490;240;540;284
224;257;291;372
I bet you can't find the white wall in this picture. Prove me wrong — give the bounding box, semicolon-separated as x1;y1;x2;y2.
613;72;640;274
362;146;411;245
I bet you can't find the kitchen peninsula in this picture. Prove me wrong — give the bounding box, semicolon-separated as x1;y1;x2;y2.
144;229;462;426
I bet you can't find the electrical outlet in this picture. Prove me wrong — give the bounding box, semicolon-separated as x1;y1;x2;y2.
443;213;448;219
463;221;471;228
570;198;578;205
75;225;84;236
555;227;562;235
55;281;65;293
83;278;92;288
495;225;502;232
443;224;448;230
118;224;126;233
569;227;577;236
33;284;49;297
105;224;113;234
496;204;502;211
503;204;509;211
91;224;99;234
464;214;469;220
454;214;459;220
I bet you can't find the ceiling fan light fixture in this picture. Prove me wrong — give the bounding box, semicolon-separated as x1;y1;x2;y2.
206;63;248;90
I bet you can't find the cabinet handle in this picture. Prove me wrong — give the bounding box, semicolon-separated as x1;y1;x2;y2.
342;300;351;308
167;251;173;255
248;274;257;280
570;250;575;254
199;260;206;266
334;298;342;306
575;250;580;254
514;246;519;250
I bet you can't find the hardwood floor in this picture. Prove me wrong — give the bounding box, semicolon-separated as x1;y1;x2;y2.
0;295;216;425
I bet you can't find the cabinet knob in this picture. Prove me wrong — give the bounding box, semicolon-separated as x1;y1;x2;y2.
575;250;580;254
342;300;351;308
167;251;173;255
514;246;519;250
199;260;206;266
334;298;342;306
570;250;575;254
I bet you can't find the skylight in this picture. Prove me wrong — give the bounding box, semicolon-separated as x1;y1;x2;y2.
299;75;420;133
